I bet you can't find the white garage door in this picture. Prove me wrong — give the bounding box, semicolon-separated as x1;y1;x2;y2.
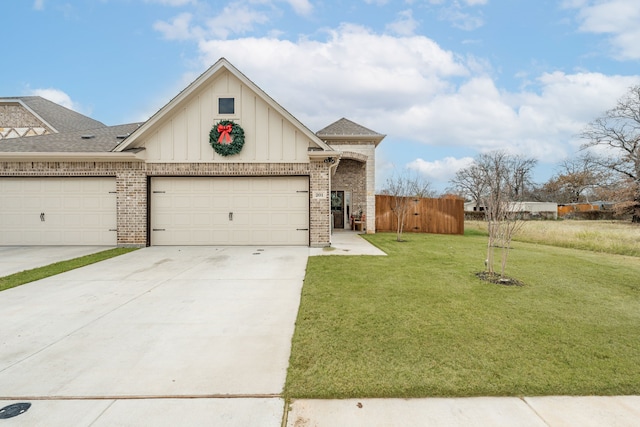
151;177;309;246
0;177;117;245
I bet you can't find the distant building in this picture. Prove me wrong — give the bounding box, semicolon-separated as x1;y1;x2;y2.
464;201;558;219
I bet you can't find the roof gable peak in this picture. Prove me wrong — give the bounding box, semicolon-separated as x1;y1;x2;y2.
316;118;385;146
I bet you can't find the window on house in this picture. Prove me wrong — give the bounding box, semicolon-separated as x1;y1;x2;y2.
219;98;235;115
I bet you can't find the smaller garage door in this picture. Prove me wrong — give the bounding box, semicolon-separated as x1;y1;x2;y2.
0;178;117;245
151;177;309;245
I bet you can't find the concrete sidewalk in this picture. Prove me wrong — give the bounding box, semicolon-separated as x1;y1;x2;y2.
310;231;387;256
285;396;640;426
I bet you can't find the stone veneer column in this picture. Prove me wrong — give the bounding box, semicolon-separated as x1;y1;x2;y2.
309;160;332;247
116;169;147;247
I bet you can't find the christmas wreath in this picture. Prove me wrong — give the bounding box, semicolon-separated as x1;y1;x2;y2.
209;120;245;156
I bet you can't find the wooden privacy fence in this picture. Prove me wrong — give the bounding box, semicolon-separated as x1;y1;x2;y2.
376;195;464;235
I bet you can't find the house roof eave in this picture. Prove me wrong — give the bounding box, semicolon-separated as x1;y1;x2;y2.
0;151;145;162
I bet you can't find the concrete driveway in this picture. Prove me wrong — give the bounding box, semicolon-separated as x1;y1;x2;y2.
0;246;308;426
0;246;110;277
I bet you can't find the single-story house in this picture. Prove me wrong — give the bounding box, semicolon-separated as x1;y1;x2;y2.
464;201;558;219
0;58;385;247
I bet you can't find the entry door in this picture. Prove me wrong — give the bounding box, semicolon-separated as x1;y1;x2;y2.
331;191;344;229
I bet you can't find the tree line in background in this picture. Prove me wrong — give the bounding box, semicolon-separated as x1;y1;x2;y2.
447;84;640;223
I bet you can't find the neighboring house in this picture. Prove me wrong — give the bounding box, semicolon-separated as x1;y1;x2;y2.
0;96;105;139
0;58;384;247
464;201;558;219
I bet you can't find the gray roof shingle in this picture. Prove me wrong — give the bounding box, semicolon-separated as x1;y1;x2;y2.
316;118;384;137
0;96;106;133
0;123;142;152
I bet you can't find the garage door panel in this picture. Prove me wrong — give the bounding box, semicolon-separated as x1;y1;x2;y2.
232;196;250;209
232;180;251;191
0;178;117;246
151;177;309;245
212;196;230;208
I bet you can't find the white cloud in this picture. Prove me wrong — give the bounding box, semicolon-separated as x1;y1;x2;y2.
199;24;469;125
569;0;640;60
386;9;419;36
33;0;44;11
29;88;78;111
153;0;313;41
439;7;484;31
205;5;270;39
285;0;313;16
154;12;200;40
408;156;475;182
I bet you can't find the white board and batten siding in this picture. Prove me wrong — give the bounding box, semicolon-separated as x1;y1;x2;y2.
0;177;117;245
151;176;309;246
144;70;312;163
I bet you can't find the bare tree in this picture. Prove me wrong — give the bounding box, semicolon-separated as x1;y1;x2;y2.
542;153;610;203
509;155;538;201
580;84;640;222
448;164;488;210
383;170;435;241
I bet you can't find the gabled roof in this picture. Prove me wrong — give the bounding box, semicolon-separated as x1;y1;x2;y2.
115;58;335;153
0;96;106;133
316;118;385;146
0;123;141;152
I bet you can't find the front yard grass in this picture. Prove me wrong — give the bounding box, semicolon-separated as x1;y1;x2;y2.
285;232;640;398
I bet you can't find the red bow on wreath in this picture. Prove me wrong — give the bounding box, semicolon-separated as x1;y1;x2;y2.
217;124;233;144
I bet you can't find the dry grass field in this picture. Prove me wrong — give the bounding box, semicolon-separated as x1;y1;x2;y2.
465;219;640;257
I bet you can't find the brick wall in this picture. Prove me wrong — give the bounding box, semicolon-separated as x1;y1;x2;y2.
326;142;377;233
332;158;366;218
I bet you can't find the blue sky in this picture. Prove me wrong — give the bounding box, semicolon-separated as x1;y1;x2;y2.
3;0;639;191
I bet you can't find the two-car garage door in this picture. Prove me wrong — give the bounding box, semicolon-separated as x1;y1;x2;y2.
151;177;309;246
0;177;117;245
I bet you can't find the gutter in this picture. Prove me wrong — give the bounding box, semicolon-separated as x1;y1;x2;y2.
0;151;145;162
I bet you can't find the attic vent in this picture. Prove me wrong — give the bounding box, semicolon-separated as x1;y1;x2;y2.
81;135;95;139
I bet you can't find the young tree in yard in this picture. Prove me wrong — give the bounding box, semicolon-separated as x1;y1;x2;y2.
474;151;536;280
580;85;640;222
382;171;435;242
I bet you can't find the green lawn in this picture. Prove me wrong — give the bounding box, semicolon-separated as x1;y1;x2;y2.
285;232;640;398
0;248;137;292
